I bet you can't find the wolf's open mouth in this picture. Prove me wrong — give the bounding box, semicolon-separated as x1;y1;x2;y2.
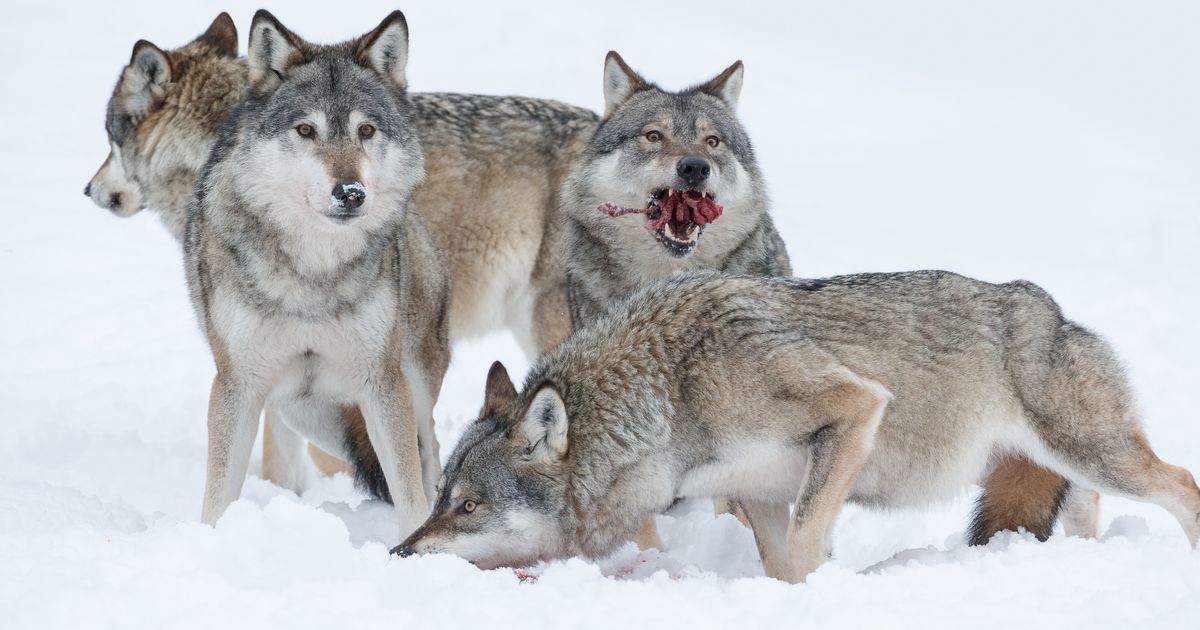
598;189;724;258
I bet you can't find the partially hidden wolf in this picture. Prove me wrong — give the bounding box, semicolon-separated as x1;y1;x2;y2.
186;10;449;535
86;13;596;504
395;271;1200;583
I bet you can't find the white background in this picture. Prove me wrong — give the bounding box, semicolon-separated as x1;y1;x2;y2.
1;1;1198;628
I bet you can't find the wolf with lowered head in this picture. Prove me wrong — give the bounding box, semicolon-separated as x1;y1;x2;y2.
185;10;448;535
395;271;1200;582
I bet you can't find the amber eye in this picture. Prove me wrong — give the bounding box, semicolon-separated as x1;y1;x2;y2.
644;130;663;143
706;136;720;148
463;500;477;513
358;123;376;140
296;123;315;138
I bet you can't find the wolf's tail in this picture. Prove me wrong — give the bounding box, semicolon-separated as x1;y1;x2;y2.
341;406;393;504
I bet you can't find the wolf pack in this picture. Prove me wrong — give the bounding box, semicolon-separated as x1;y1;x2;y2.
85;11;1200;584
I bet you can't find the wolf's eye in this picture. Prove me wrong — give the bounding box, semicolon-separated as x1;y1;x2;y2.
706;136;721;148
644;130;663;143
296;124;315;138
358;124;376;140
463;500;477;514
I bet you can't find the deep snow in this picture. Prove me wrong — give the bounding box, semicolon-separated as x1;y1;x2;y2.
1;1;1198;628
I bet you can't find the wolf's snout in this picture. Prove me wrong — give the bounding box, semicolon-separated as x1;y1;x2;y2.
390;544;416;558
676;156;711;187
332;180;366;210
83;183;91;197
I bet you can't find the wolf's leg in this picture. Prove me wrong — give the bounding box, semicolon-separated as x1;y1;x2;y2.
201;374;268;525
360;374;429;538
784;374;888;583
633;518;664;551
1060;485;1101;539
713;498;753;528
967;454;1069;545
1022;325;1200;546
405;368;442;505
740;500;790;578
307;442;352;477
261;406;307;493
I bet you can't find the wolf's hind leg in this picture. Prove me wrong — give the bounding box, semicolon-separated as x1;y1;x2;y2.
262;406;307;493
1059;485;1100;539
1022;325;1200;546
967;454;1069;545
740;500;790;578
784;372;889;583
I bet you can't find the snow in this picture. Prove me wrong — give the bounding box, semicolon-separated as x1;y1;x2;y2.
2;1;1199;628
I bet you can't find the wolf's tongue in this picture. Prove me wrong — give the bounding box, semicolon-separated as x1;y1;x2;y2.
597;190;724;232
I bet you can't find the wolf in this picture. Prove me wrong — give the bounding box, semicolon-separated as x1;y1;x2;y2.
394;271;1200;583
560;51;792;327
85;12;597;500
185;10;451;535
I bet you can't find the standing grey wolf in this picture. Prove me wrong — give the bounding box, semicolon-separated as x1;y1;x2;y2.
185;10;450;535
394;271;1200;583
85;12;597;500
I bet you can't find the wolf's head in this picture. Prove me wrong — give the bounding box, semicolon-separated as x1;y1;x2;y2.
87;13;243;232
575;52;763;259
393;362;573;569
224;10;423;232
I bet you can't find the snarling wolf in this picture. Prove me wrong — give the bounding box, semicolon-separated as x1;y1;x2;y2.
396;271;1200;582
560;51;792;327
185;10;451;536
86;12;596;502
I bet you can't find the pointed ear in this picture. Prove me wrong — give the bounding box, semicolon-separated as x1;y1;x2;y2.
247;9;305;88
119;40;171;117
602;51;647;117
699;60;744;110
356;11;409;90
480;361;518;418
195;12;238;58
515;385;569;464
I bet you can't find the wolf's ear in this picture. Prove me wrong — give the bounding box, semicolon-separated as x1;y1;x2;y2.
480;361;518;418
195;12;238;58
356;11;409;90
698;60;744;111
247;10;305;88
602;51;647;117
118;40;171;118
516;385;569;464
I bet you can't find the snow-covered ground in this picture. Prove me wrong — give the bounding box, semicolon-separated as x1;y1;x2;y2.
2;1;1198;627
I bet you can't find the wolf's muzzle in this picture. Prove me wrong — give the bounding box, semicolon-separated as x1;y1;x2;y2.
390;544;416;558
676;156;711;188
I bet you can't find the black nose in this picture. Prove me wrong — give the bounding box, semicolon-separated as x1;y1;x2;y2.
332;180;366;210
390;544;415;558
83;183;91;197
676;156;711;188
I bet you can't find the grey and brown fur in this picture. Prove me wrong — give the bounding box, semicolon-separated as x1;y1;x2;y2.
86;13;596;499
396;271;1200;583
185;10;451;535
